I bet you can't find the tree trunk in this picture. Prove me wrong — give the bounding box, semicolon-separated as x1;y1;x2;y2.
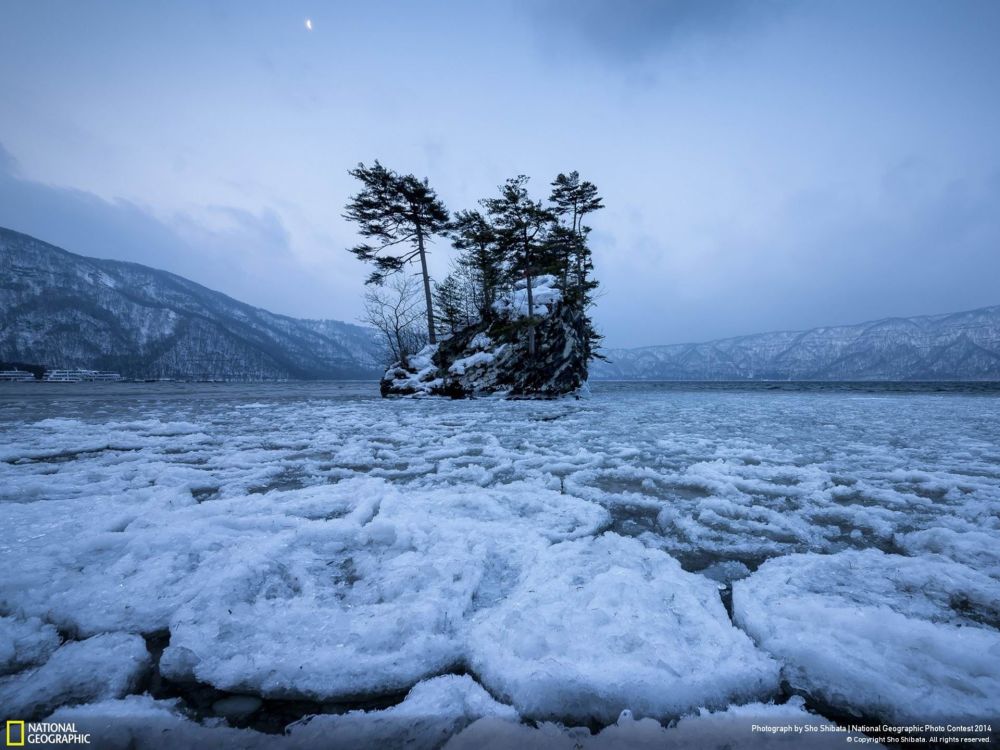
571;206;579;281
525;270;536;357
395;325;406;367
416;225;437;345
575;210;586;293
523;227;536;357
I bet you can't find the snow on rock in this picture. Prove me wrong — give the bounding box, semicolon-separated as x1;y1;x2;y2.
734;549;1000;723
0;615;61;676
467;534;780;724
382;280;588;399
0;633;149;720
382;344;445;396
46;675;516;750
446;696;872;749
449;349;499;376
492;275;563;319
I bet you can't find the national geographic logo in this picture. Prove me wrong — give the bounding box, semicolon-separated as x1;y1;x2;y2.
5;721;91;745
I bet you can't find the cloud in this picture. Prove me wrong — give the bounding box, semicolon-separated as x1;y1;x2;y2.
593;161;1000;347
0;143;17;174
524;0;788;64
0;142;342;321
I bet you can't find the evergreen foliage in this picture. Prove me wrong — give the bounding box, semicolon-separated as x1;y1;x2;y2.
346;163;605;364
549;170;604;302
448;210;503;321
481;176;557;357
344;161;449;344
433;273;470;335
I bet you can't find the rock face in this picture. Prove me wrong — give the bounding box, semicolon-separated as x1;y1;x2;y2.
381;299;590;399
0;226;383;380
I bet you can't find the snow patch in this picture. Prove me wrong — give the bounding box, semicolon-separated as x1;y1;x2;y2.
492;275;562;319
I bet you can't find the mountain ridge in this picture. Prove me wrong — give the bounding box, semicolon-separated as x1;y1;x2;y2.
4;225;998;382
0;226;382;380
591;304;1000;381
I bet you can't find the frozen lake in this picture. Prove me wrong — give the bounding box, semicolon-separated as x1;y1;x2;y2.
1;381;999;746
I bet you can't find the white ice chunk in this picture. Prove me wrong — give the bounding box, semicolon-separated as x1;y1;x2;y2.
161;478;607;699
46;695;275;750
0;615;61;676
287;675;518;748
47;675;516;750
0;632;149;719
734;549;1000;723
653;697;879;749
445;717;579;749
896;527;1000;579
699;560;752;585
446;696;871;749
467;534;780;723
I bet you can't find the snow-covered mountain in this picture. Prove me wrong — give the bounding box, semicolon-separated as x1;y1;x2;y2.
0;227;382;380
592;306;1000;381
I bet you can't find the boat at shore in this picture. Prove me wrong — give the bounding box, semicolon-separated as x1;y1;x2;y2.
42;369;123;382
0;368;36;382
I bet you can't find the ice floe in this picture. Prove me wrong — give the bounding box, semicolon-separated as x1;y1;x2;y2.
1;383;998;740
467;534;780;723
46;675;516;749
0;615;60;676
446;696;877;749
734;549;1000;722
0;632;149;720
158;478;607;699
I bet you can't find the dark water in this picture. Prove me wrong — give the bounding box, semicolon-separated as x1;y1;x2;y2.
593;380;1000;395
2;379;998;407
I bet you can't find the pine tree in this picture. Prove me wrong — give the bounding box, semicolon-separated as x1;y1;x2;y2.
482;176;556;357
544;224;581;293
449;209;503;321
344;161;449;344
433;273;466;336
549;171;604;300
450;259;482;326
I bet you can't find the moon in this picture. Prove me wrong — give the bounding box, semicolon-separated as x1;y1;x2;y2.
305;18;313;31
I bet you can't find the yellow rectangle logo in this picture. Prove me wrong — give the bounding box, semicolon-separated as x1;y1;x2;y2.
6;720;25;746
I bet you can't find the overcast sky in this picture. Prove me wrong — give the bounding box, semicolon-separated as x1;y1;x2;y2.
2;0;999;348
